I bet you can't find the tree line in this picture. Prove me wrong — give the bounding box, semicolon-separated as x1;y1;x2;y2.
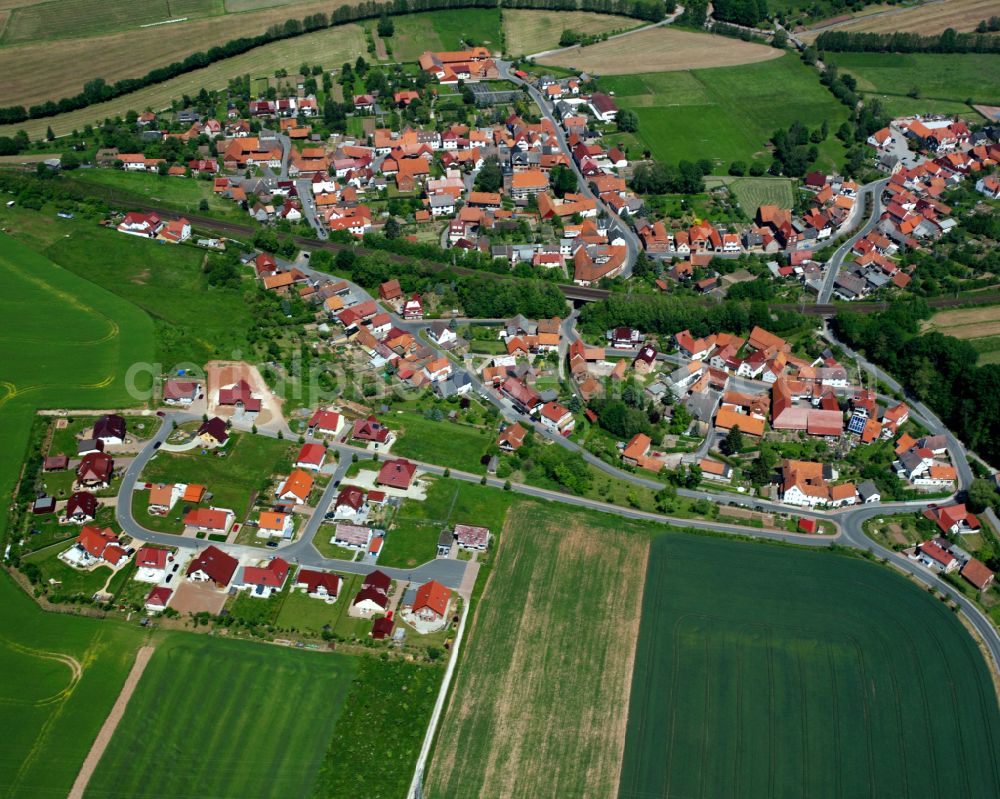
815;29;1000;54
500;0;670;23
833;299;1000;467
577;294;809;339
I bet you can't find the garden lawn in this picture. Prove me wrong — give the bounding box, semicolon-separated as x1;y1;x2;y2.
830;52;1000;106
139;431;297;520
388;411;492;473
0;574;146;798
84;633;357;799
383;477;512;568
619;532;1000;799
277;573;371;639
428;501;649;798
599;54;850;171
706;176;797;213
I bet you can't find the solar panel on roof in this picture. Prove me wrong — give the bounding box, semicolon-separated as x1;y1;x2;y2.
847;413;867;435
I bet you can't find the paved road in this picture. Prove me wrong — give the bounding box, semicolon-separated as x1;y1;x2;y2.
817;178;889;303
499;60;641;277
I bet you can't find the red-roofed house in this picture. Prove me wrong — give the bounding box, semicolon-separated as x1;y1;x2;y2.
377;458;417;490
296;443;327;471
236;558;289;598
294;569;342;601
923;504;980;535
135;547;169;582
184;507;235;533
961;558;995;592
917;540;958;573
145;586;173;613
409;580;450;624
539;401;574;434
352;415;391;445
308;409;343;437
186;545;238;587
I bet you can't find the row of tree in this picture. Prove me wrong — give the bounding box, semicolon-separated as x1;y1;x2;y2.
578;294;809;339
631;159;707;195
500;0;670;23
815;29;1000;54
833;300;1000;467
711;0;768;28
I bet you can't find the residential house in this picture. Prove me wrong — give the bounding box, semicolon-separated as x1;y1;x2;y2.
308;409;343;437
257;511;293;538
93;414;126;445
197;417;229;446
184;507;234;534
294;569;342;602
134;547;168;582
186;545;238;587
377;458;417;490
236;557;289;598
295;443;326;471
538;401;574;434
409;580;450;623
77;452;114;489
277;469;314;504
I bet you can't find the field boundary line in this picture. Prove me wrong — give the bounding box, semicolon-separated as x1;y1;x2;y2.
67;644;155;799
407;596;470;798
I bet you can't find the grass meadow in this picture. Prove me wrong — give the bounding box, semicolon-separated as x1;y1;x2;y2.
599;54;851;172
619;533;1000;798
380;476;512;567
83;633;358;799
706;176;797;213
830;52;1000;107
375;7;501;62
427;501;649;799
388;410;493;474
25;214;255;369
502;9;638;56
0;574;147;798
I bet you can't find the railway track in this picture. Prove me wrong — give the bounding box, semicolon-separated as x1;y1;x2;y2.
111;201;1000;316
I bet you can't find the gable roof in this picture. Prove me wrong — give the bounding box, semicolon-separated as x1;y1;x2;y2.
186;545;238;584
414;580;449;617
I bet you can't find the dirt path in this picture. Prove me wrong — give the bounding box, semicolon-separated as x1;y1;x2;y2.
67;644;156;799
372;31;388;60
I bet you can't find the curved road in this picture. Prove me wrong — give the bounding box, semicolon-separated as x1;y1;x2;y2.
499;61;642;277
817;178;889;304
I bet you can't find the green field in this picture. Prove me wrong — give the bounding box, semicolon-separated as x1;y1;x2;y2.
428;502;649;798
140;431;297;520
275;574;371;637
389;411;493;474
600;54;851;171
84;634;357;799
831;52;1000;106
375;7;502;61
0;574;146;797
706;176;797;213
71;169;241;219
1;0;224;44
619;533;1000;798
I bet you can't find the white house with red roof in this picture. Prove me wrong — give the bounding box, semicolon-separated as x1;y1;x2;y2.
403;293;424;320
538;401;575;434
145;586;173;613
135;547;169;583
916;540;959;573
293;569;342;602
332;485;368;522
235;557;290;598
63;525;128;568
186;545;238;588
117;212;163;238
295;442;327;471
308;408;343;437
